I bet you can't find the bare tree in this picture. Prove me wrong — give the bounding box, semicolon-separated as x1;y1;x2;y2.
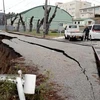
36;7;51;34
11;13;18;26
16;19;20;32
46;6;58;34
36;19;40;33
36;18;44;33
29;16;34;32
19;14;26;31
36;6;58;34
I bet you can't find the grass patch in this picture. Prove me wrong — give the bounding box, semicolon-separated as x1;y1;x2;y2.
12;30;64;38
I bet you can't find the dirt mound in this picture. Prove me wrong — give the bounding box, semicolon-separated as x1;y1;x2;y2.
0;35;21;74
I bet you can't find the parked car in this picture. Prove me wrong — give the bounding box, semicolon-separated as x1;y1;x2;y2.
88;24;100;40
64;24;84;41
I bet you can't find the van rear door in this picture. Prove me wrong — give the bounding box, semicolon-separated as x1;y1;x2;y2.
68;25;80;33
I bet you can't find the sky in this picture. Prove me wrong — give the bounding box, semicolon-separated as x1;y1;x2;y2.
0;0;100;13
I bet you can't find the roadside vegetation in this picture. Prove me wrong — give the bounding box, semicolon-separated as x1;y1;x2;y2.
11;30;64;39
25;30;64;38
0;57;63;100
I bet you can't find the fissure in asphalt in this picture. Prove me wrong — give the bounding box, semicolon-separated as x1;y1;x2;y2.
18;38;95;100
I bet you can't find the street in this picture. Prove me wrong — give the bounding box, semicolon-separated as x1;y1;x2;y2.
53;36;100;47
0;32;100;100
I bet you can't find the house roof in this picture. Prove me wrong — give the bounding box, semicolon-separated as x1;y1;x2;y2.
73;18;94;21
20;5;72;17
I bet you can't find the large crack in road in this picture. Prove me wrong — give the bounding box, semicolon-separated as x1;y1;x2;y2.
18;38;96;100
0;34;98;100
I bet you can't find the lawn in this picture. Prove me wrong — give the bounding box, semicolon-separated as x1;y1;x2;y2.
24;30;64;38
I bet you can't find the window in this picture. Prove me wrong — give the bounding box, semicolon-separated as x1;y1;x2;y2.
93;25;100;31
70;3;74;6
78;22;80;24
83;9;87;12
95;7;99;11
75;22;76;24
69;25;77;28
88;9;93;11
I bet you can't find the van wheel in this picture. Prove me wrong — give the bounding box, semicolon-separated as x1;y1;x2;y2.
65;36;67;39
64;34;67;39
69;37;72;41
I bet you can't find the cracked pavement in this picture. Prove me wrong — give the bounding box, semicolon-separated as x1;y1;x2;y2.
0;31;100;100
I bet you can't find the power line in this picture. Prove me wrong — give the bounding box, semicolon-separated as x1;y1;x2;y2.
14;0;34;13
23;0;34;7
6;0;27;11
6;0;34;13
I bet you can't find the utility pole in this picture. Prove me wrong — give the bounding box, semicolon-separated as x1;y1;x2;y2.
43;0;48;38
94;4;95;18
3;0;7;31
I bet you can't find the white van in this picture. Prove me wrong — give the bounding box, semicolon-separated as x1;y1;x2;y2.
64;24;84;41
88;24;100;40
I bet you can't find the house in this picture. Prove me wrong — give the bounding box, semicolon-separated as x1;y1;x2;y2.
55;0;91;19
73;18;95;26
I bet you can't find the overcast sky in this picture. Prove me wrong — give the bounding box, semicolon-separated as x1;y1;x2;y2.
0;0;100;13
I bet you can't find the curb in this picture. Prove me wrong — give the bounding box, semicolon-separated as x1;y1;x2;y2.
92;46;100;77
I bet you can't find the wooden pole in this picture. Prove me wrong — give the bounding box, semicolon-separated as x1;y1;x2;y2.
43;0;48;38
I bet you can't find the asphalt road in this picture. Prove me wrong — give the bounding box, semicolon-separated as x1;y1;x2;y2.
53;36;100;47
0;32;100;100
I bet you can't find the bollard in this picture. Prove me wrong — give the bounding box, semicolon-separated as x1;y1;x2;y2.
24;74;36;94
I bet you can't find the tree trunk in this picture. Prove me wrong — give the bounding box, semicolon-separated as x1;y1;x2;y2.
36;19;40;33
45;24;50;35
36;18;44;34
19;14;26;32
29;16;34;32
29;24;33;32
11;13;18;26
23;25;26;32
36;26;40;33
17;19;20;32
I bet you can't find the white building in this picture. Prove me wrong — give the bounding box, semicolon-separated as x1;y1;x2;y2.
80;6;100;18
73;18;95;26
55;0;91;19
